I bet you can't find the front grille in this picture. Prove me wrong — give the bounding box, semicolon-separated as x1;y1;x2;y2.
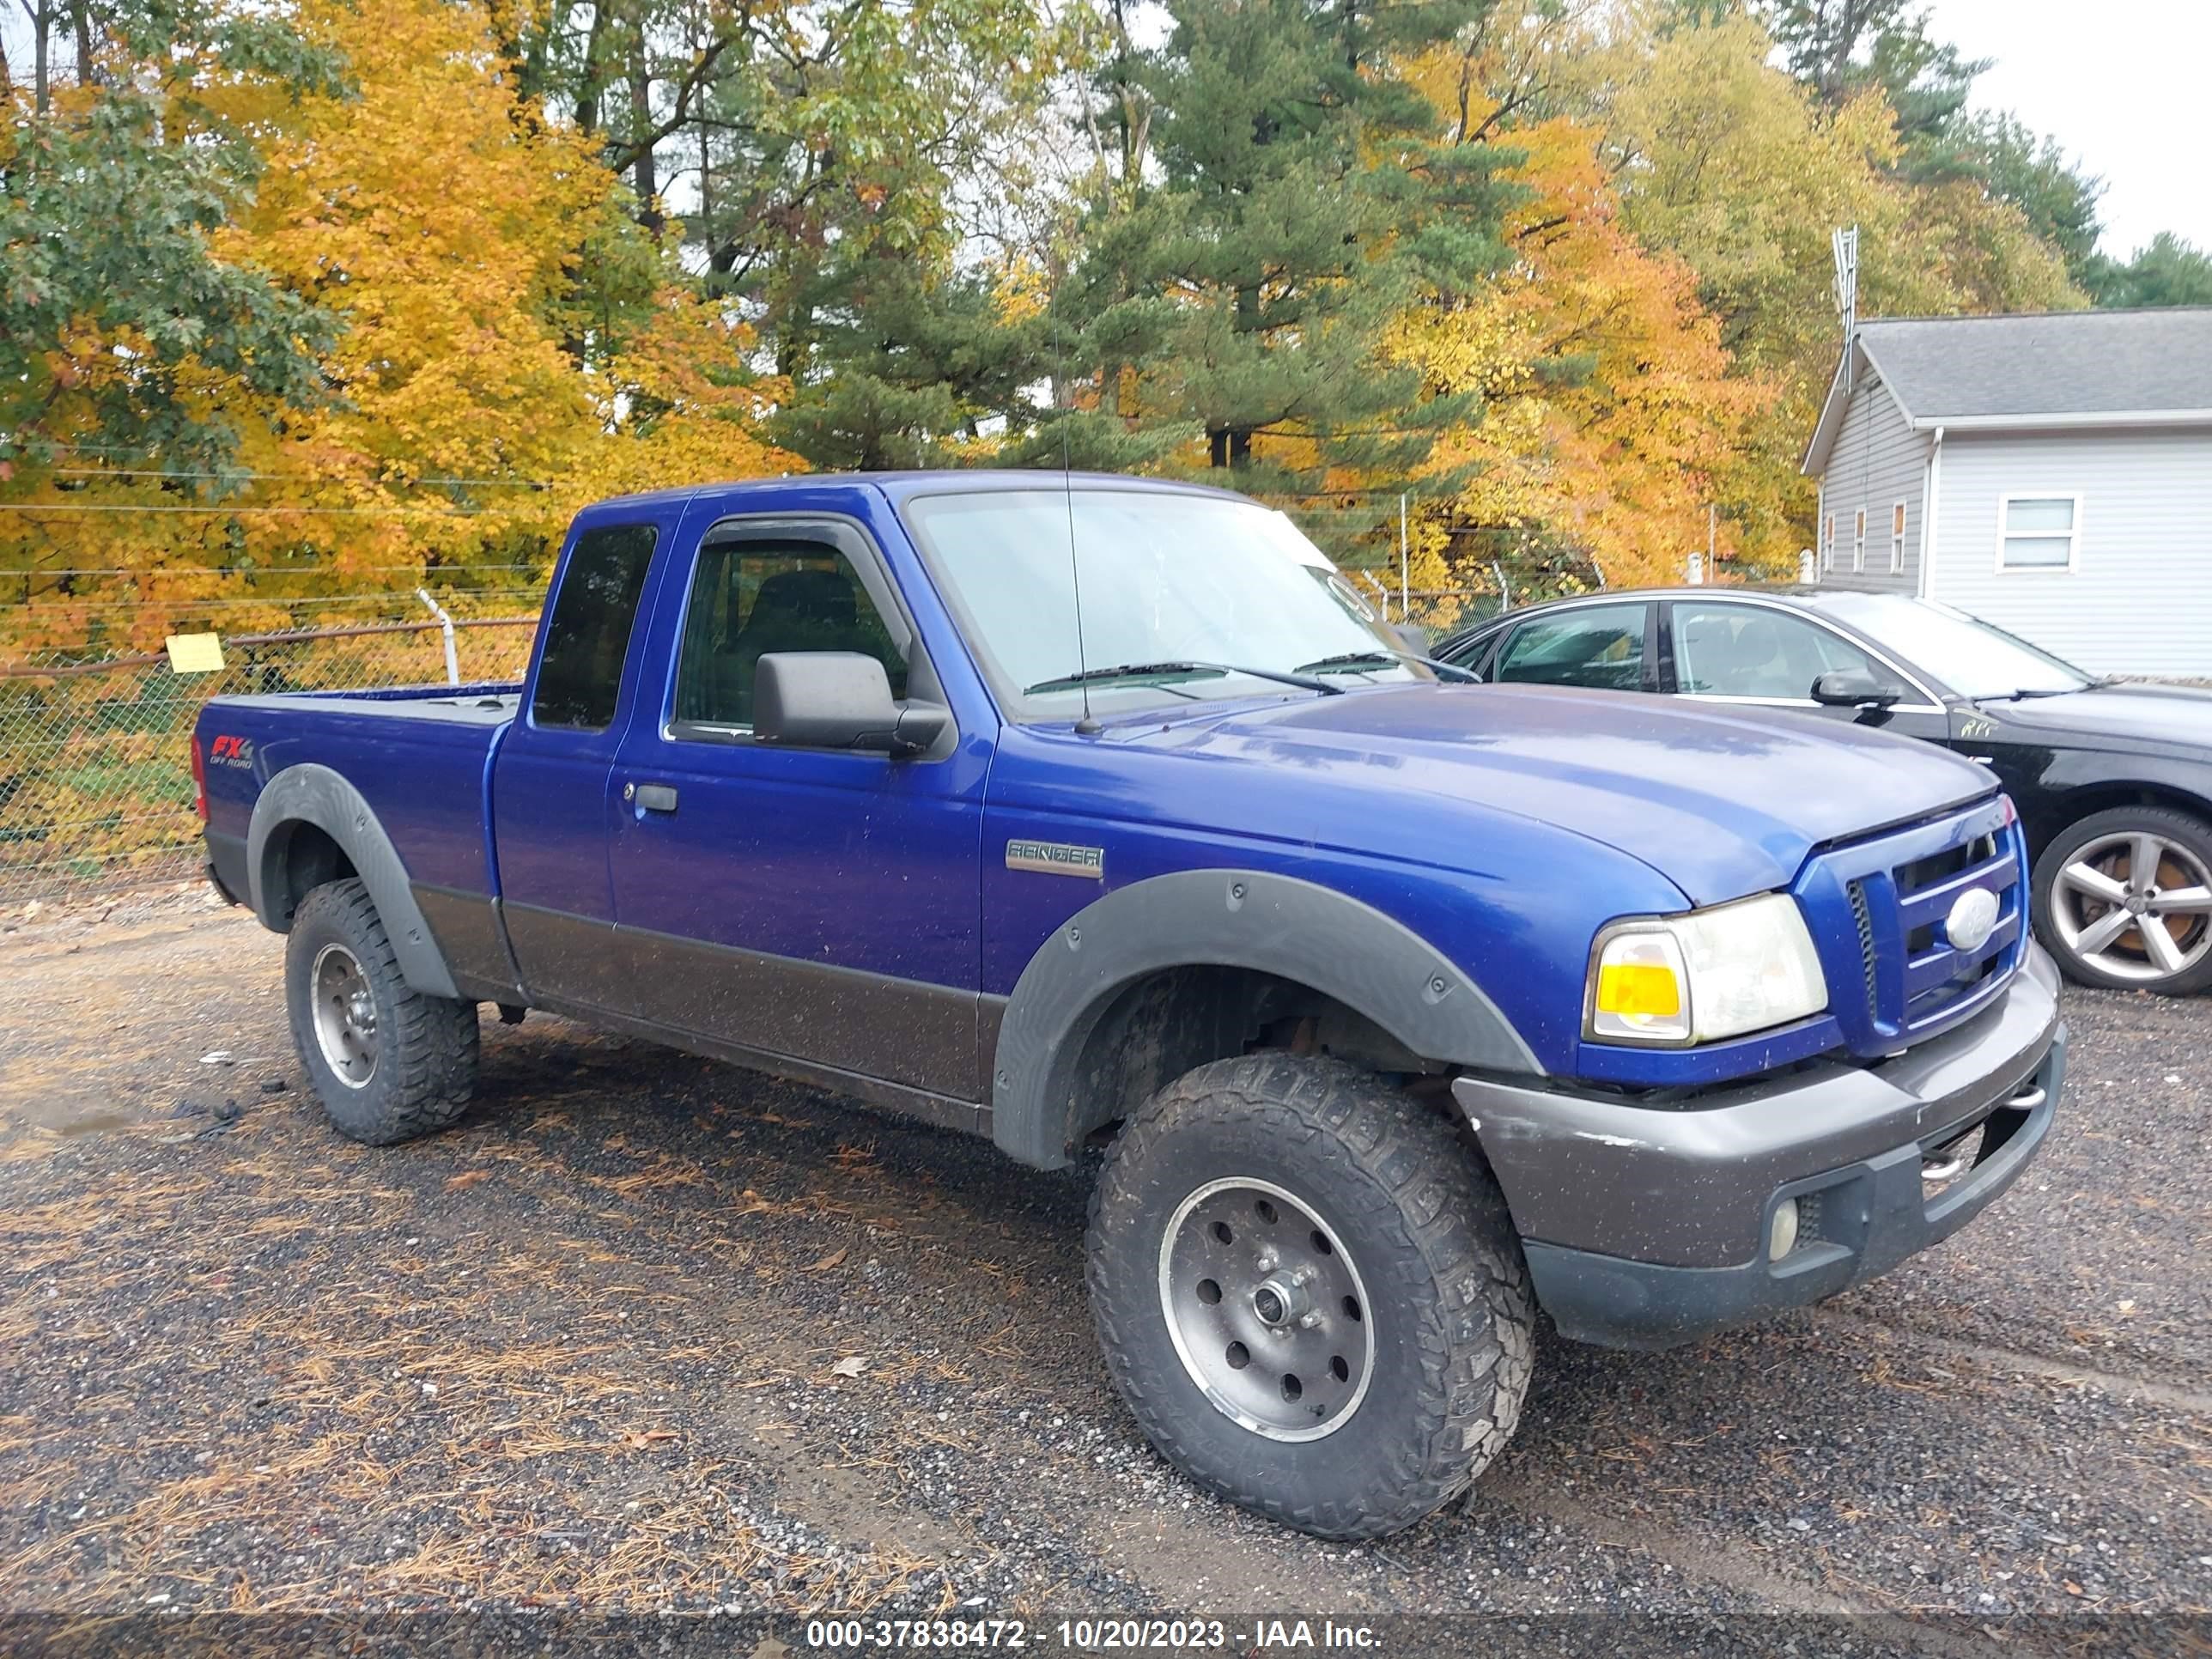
1800;798;2027;1058
1845;878;1879;1019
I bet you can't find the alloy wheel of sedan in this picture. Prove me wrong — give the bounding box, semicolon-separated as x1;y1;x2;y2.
2050;830;2212;983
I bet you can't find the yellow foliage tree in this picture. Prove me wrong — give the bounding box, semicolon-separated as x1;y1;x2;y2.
3;0;789;657
1387;58;1775;619
1560;5;2080;555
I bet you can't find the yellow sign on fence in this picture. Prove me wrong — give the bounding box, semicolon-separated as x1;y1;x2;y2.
164;633;226;674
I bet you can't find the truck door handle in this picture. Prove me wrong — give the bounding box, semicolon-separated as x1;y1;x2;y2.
625;782;679;814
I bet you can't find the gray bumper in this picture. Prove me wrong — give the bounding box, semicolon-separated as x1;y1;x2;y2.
1451;945;2064;1350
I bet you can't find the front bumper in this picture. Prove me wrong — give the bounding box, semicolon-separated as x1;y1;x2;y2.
1452;945;2064;1350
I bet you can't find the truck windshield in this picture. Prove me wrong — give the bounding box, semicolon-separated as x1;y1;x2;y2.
902;488;1430;720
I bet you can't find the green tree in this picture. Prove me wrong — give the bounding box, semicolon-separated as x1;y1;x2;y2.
1759;0;1979;141
1908;112;2102;282
2083;233;2212;309
1036;0;1520;512
0;4;345;477
1753;2;2106;288
494;2;1059;367
767;255;1047;471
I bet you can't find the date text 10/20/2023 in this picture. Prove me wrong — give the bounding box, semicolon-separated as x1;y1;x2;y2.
803;1619;1382;1650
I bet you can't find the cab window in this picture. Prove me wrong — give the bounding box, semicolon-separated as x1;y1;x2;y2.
673;537;908;730
1492;605;1648;690
532;524;659;731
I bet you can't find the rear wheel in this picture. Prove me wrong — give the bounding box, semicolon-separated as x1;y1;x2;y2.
284;878;480;1143
2033;806;2212;994
1086;1054;1533;1540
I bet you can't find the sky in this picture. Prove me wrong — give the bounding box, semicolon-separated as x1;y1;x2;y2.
1924;0;2212;258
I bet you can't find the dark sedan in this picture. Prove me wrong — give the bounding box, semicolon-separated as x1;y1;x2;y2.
1436;589;2212;996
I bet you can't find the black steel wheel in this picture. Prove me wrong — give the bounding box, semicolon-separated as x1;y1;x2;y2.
1087;1054;1533;1540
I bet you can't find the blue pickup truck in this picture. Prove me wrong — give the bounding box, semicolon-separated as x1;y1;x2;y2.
195;472;2065;1540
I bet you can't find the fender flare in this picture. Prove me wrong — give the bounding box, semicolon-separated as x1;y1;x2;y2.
246;763;460;1000
988;867;1540;1169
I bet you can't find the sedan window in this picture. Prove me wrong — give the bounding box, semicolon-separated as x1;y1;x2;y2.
1674;604;1880;701
1492;605;1648;690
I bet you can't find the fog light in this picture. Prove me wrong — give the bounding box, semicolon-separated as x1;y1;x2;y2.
1767;1197;1801;1262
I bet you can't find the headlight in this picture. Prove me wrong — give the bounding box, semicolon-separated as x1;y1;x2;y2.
1587;893;1828;1045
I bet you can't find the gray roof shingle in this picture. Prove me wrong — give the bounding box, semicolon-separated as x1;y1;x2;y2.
1856;307;2212;420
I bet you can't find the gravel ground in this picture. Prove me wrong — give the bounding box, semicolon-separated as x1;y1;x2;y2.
0;889;2206;1656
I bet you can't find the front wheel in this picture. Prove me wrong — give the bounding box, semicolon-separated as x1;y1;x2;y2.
284;878;481;1144
1086;1054;1534;1540
2033;806;2212;994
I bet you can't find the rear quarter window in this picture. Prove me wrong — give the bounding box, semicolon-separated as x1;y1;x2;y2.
532;524;659;731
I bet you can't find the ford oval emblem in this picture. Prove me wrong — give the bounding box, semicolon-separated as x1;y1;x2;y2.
1946;887;2000;953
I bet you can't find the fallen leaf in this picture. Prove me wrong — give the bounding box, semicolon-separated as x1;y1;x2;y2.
443;1170;490;1192
807;1247;848;1273
829;1356;867;1379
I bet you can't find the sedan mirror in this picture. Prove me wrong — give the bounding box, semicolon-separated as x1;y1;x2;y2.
753;653;950;757
1811;669;1905;709
1393;623;1431;657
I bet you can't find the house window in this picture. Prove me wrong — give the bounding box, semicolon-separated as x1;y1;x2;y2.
1999;495;2081;571
1890;501;1907;574
1821;514;1836;572
1852;508;1866;572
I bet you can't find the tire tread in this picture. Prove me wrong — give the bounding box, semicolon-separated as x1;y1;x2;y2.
1086;1053;1533;1540
287;878;478;1145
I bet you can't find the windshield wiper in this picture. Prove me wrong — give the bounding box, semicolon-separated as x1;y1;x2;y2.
1024;659;1344;697
1975;683;2094;702
1296;649;1481;684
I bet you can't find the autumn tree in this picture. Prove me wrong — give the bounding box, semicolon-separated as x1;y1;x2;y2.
0;3;343;480
1384;46;1775;605
1555;5;2076;551
2;0;789;654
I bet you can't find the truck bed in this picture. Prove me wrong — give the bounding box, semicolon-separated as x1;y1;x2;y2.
196;684;524;942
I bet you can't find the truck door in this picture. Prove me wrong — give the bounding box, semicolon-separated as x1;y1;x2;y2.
603;512;989;1099
493;505;683;1010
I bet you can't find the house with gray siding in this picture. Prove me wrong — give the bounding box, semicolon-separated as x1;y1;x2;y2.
1801;307;2212;676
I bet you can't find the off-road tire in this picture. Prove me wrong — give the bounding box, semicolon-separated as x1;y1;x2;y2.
2032;805;2212;994
285;878;479;1144
1085;1053;1534;1540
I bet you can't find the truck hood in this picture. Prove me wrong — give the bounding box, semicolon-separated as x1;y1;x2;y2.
1115;684;1996;906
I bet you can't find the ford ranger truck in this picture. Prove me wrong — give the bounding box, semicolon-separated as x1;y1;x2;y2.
194;473;2065;1540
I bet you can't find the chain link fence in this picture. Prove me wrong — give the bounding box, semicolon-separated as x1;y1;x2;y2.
0;532;1638;912
0;615;538;908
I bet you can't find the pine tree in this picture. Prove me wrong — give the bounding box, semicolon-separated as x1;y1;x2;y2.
1037;0;1518;511
768;253;1048;471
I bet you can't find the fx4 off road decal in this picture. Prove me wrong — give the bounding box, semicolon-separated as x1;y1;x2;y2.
208;734;256;769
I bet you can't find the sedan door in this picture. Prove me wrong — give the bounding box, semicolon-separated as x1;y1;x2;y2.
1660;599;1952;744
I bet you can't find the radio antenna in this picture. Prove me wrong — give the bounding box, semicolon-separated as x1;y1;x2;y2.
1051;276;1100;736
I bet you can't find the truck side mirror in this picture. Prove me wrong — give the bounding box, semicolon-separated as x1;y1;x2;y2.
1393;623;1431;656
1810;669;1905;710
753;653;949;757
